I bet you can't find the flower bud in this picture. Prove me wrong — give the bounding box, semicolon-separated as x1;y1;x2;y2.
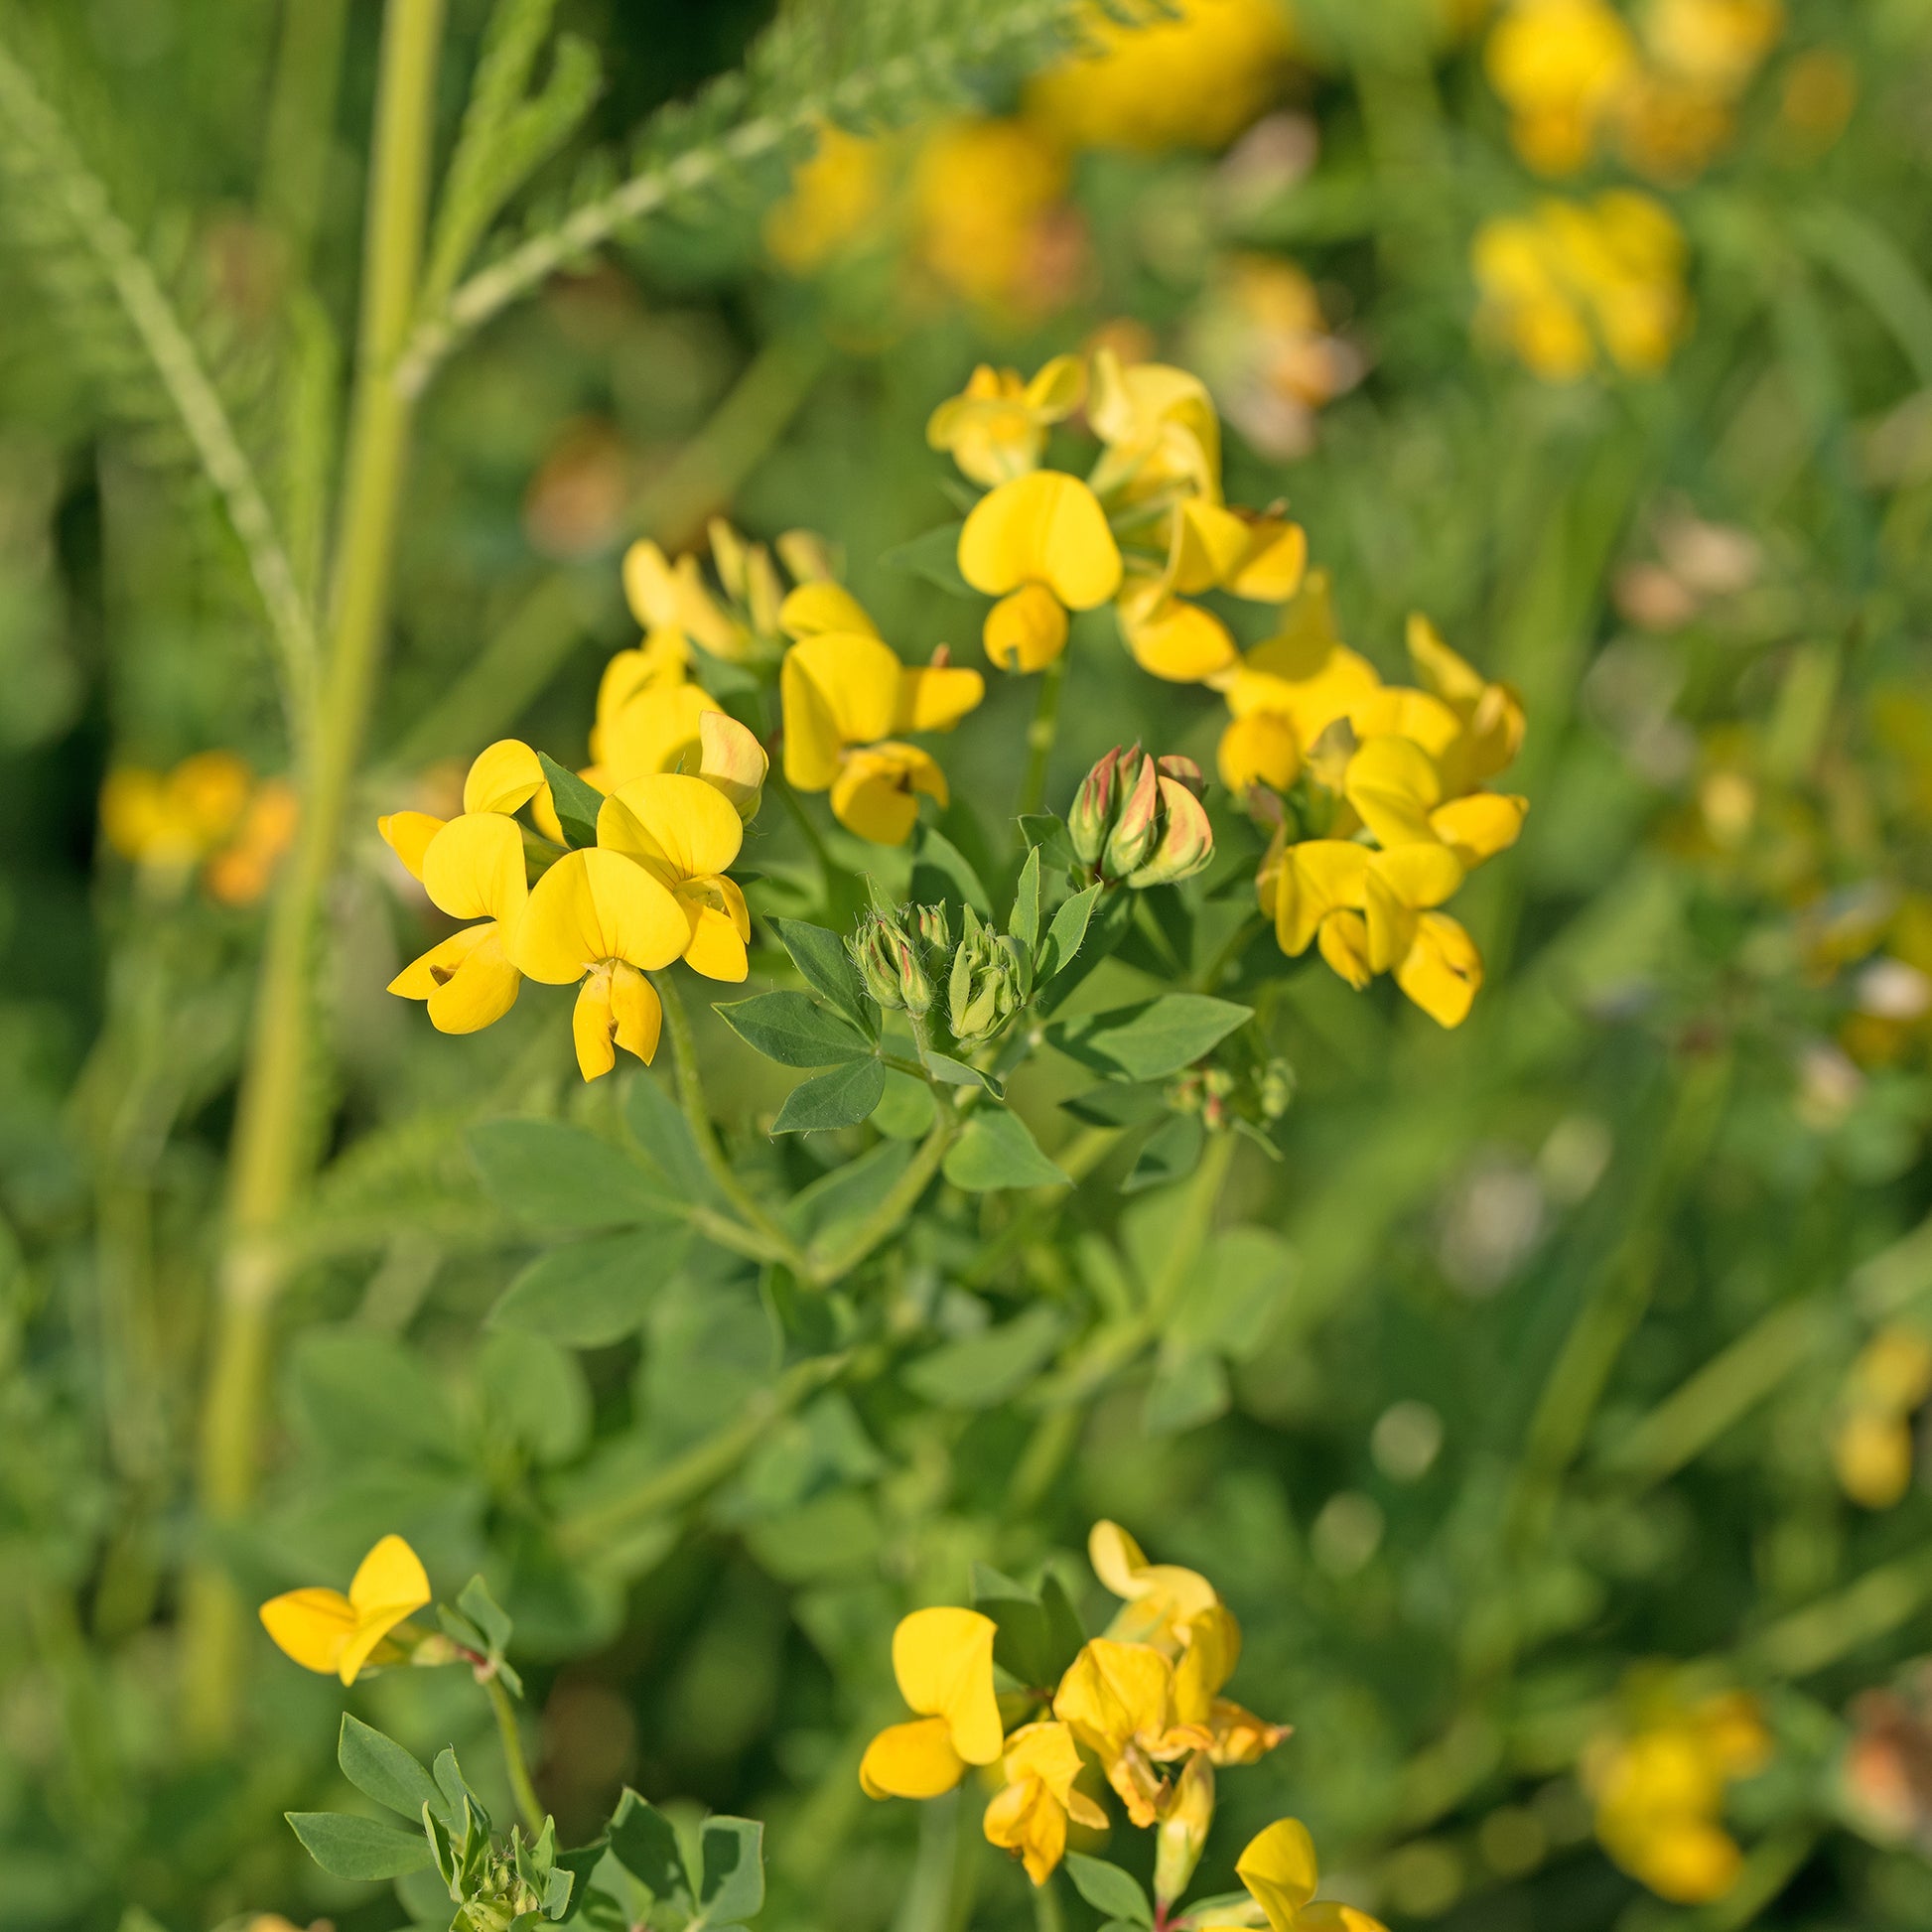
707;517;749;601
1102;754;1163;879
776;527;837;585
947;906;1027;1044
850;912;932;1018
912;901;952;952
1155;1753;1215;1907
1069;744;1131;867
697;711;768;821
1258;1057;1296;1121
1128;775;1215;889
1157;753;1205;795
746;542;785;639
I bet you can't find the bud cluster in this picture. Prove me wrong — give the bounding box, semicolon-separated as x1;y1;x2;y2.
1068;744;1215;889
948;904;1029;1044
849;905;944;1018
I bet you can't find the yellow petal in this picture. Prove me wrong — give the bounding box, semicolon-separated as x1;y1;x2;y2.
860;1716;968;1799
985;585;1069;672
426;923;521;1035
831;744;947;845
1317;909;1374;990
1273;842;1370;957
983;1778;1066;1887
1298;1905;1390;1932
1226;517;1309;603
1344;737;1444;848
513;848;689;982
611;959;663;1065
622;538;683;630
1236;1818;1320;1930
623;542;742;657
1203;1696;1292;1766
599;773;745;885
894;663;986;734
1173;1605;1241;1724
959;472;1123;609
378;810;445;882
389;924;494;1002
422;811;529;926
778;581;880;638
1405;613;1487;709
697;711;767;819
1347;687;1462;759
596;636;690;727
1053;1638;1175;1756
573;966;618;1081
893;1606;1003;1765
781;632;903;787
678;877;751;982
1023;352;1086;417
1431;792;1528;868
259;1587;356;1674
1218;712;1300;793
347;1533;430;1619
600;680;714;790
1123;594;1237;683
464;740;547;818
1089;1521;1153;1598
1364;850;1461;974
1395;911;1483;1029
1172;499;1255;596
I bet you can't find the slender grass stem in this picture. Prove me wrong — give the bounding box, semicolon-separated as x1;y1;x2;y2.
809;1111;956;1285
184;0;447;1749
484;1672;544;1838
1018;653;1068;819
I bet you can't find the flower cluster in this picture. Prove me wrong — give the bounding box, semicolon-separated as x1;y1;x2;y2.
858;1519;1359;1917
1209;577;1527;1028
1833;1326;1932;1510
1581;1684;1769;1902
99;751;298;906
1485;0;1784;183
1472;190;1690;380
933;348;1308;683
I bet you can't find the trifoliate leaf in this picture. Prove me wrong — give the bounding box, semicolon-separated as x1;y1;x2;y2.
770;1056;886;1133
1043;994;1251;1082
942;1108;1067;1190
287;1811;433;1881
714;991;873;1066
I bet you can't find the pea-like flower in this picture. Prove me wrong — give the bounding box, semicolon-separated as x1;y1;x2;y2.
779;589;984;843
859;1607;1005;1798
959;470;1124;672
926;354;1086;486
258;1533;431;1686
379;809;528;1035
1197;1817;1389;1932
983;1721;1107;1887
1053;1636;1190;1826
1088;1518;1220;1651
596;773;754;982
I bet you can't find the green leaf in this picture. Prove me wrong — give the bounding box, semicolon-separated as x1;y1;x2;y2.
771;1057;886;1133
699;1817;764;1922
1036;882;1103;979
538;751;605;847
1169;1227;1295;1361
903;1304;1066;1408
769;916;878;1035
1039;1573;1087;1678
1009;846;1042;959
1123;1113;1205;1194
942;1108;1067;1190
1063;1855;1153;1926
626;1075;722;1206
1044;994;1251;1082
925;1051;1003;1098
470;1120;678;1231
969;1565;1066;1689
489;1229;681;1346
457;1575;514;1656
287;1811;433;1881
339;1717;447;1827
714;991;873;1067
873;1068;938;1140
786;1139;911;1240
1143;1348;1230;1436
1019;813;1076;873
912;825;992;918
607;1789;689;1903
288;1328;460;1465
1060;1082;1169;1128
478;1328;590;1467
879;519;972;597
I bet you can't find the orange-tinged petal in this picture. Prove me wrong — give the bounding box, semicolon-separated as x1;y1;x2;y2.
985;585;1068;672
959;472;1123;608
425;924;521;1035
860;1716;968;1799
513;847;688;982
259;1587;356;1674
893;1606;1003;1765
599;773;745;885
1273;842;1370;957
1218;712;1300;793
1344;737;1444;848
1236;1818;1321;1929
1396;911;1482;1029
378;810;445;881
830;744;947;846
464;740;547;818
1431;792;1528;868
422;811;529;926
778;581;880;638
1203;1697;1292;1766
697;711;767;819
894;663;985;734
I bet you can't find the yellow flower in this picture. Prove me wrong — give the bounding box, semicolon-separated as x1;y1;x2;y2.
1027;0;1296;154
380;809;528;1035
1484;0;1639;175
622;537;747;662
1472;193;1690;381
1583;1690;1769;1903
1406;614;1527;794
101;751;253;870
203;779;299;907
859;1606;1004;1799
597;774;752;982
1833;1327;1932;1508
959;471;1124;673
1089;1519;1219;1653
1088;347;1222;508
927;354;1087;487
1645;0;1782;96
779;594;984;841
983;1721;1107;1887
1053;1636;1184;1826
763;123;892;275
912;117;1073;318
1197;1818;1389;1932
1172;1603;1290;1764
259;1533;431;1686
510;846;689;1081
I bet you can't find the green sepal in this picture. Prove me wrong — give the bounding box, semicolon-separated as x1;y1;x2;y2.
538;752;605;849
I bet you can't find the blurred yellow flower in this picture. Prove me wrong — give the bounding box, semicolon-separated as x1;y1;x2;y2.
203;779;299;907
763;123;892;275
1583;1689;1769;1902
983;1720;1107;1885
913;117;1079;318
927;354;1086;487
1834;1326;1932;1509
778;589;983;842
860;1606;1004;1799
101;751;297;905
259;1533;430;1686
1486;0;1639;176
1198;1817;1390;1932
1472;191;1690;380
1029;0;1296;153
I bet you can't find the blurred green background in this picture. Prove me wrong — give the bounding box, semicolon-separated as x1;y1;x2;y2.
4;0;1932;1928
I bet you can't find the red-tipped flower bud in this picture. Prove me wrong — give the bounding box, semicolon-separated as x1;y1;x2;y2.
1129;775;1215;889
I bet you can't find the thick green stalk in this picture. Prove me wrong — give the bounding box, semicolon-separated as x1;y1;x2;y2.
484;1672;544;1837
185;0;447;1747
1017;652;1068;819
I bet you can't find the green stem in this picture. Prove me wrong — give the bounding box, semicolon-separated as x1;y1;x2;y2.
185;0;447;1749
774;773;835;896
1193;912;1261;995
484;1671;544;1837
1031;1872;1065;1932
808;1111;957;1285
258;0;351;277
655;973;814;1277
1017;652;1067;819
